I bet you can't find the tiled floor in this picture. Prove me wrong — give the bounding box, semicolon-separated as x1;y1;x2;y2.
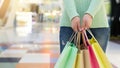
0;23;60;68
0;23;120;68
0;44;59;68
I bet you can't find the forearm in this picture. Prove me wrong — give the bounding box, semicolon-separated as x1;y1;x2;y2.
63;0;79;21
85;0;103;18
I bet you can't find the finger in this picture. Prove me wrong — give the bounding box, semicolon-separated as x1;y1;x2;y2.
76;22;81;32
77;22;82;31
85;21;91;29
72;24;78;32
82;20;86;30
85;22;88;30
74;27;78;32
84;19;90;30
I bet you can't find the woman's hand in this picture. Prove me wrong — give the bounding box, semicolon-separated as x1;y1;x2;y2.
82;14;93;30
71;16;81;32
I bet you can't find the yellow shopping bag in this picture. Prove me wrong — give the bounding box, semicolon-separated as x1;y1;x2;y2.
88;30;112;68
74;48;91;68
74;51;84;68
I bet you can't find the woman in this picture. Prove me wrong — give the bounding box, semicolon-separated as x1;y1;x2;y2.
59;0;110;53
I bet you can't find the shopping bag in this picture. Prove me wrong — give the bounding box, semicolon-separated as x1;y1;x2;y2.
83;31;100;68
74;49;91;68
54;33;78;68
74;32;84;68
88;45;100;68
87;30;113;68
83;49;91;68
66;43;78;68
74;32;91;68
74;50;84;68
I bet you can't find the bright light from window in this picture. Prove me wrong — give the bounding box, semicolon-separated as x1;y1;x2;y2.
0;0;4;8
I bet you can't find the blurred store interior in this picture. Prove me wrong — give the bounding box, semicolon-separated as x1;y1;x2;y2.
0;0;120;68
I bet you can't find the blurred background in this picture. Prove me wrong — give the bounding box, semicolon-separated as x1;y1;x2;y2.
0;0;119;68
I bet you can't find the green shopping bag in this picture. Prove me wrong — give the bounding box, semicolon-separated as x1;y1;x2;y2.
54;42;78;68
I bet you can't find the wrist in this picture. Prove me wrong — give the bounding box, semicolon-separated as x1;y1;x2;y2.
71;16;80;21
85;13;93;19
